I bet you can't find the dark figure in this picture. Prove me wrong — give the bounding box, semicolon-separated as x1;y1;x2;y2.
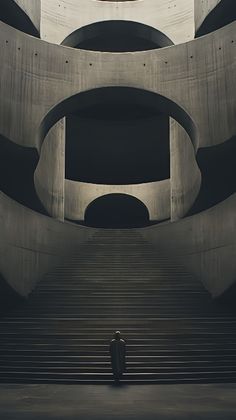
109;331;126;383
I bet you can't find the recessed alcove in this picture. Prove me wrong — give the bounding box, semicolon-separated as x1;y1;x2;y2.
39;86;197;226
61;20;173;52
84;193;150;228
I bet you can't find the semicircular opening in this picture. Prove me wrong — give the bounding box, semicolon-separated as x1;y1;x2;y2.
84;193;150;228
61;20;173;52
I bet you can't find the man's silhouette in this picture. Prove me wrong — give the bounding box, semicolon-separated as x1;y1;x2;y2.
109;331;126;383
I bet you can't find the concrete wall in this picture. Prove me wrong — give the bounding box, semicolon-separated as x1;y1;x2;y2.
140;193;236;298
0;13;235;297
0;19;233;221
0;192;94;297
170;119;201;221
34;118;65;221
14;0;41;34
0;20;234;152
64;179;170;221
194;0;221;33
41;0;194;45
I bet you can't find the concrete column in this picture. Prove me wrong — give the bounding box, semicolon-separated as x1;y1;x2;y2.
34;118;65;221
170;118;201;221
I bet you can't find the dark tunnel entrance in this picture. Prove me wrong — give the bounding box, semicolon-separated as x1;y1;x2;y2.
84;194;150;228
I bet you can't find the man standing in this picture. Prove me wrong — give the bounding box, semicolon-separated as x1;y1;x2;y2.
109;331;126;383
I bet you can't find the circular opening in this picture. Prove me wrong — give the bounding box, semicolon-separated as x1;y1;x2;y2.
84;193;150;228
61;20;173;52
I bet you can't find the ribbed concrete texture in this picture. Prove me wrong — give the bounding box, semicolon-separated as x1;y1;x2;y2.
0;230;236;384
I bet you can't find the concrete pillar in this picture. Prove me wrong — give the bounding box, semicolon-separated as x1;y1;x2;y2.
170;118;201;221
34;118;65;221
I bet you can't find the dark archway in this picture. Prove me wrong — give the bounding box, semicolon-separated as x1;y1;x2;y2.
39;87;197;187
196;0;236;38
61;20;173;52
39;87;197;151
84;194;150;228
0;0;39;37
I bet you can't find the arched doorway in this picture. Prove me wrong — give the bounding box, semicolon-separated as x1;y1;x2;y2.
84;194;150;228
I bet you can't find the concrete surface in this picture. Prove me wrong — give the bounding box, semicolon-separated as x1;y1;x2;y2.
0;191;94;296
0;383;236;420
14;0;41;33
0;20;234;150
41;0;194;45
170;119;201;221
141;192;236;297
35;118;65;220
64;179;170;222
195;0;221;33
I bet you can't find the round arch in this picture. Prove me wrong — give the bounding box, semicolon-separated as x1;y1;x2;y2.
61;20;174;52
84;193;150;228
39;87;198;151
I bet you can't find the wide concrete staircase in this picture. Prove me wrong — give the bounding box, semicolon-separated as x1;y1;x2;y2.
0;229;236;384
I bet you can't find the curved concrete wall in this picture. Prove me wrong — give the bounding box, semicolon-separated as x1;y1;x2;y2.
34;118;65;220
14;0;41;34
140;193;236;298
195;0;221;33
41;0;194;45
64;179;170;222
0;20;234;221
170;119;201;220
0;20;234;152
0;192;94;297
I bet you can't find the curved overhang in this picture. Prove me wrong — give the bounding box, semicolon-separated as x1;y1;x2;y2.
0;20;234;151
38;87;198;151
41;0;194;45
61;20;174;51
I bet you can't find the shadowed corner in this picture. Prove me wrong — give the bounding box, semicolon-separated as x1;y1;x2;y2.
0;272;25;316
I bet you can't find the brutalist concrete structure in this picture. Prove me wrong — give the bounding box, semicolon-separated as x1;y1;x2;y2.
0;0;236;388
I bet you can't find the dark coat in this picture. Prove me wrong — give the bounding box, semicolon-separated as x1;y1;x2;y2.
109;338;126;378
